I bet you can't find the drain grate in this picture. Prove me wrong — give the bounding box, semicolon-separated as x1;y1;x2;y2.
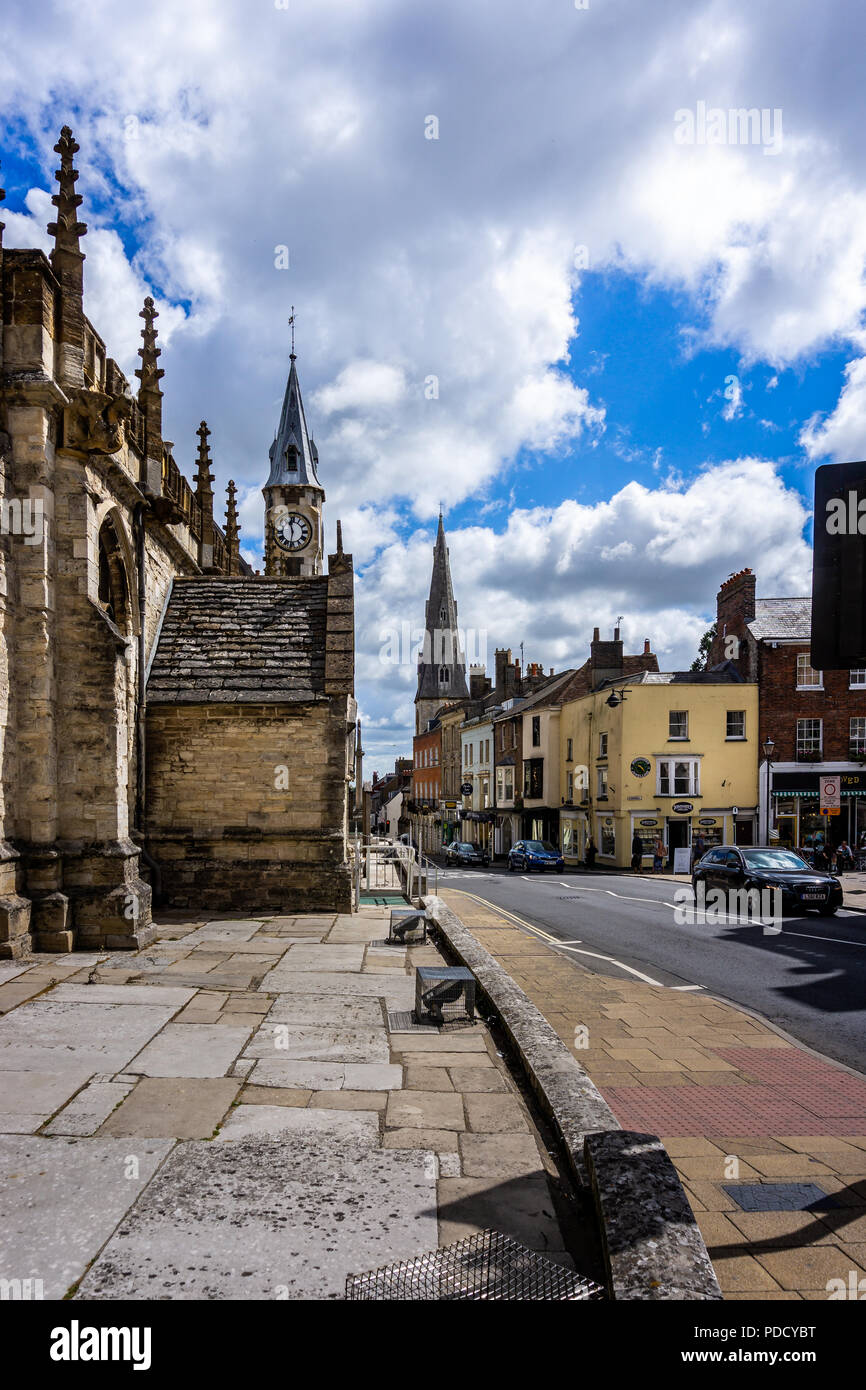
387;1010;439;1034
346;1228;606;1301
723;1182;842;1212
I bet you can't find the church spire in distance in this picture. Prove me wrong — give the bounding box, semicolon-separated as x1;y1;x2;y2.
414;511;469;733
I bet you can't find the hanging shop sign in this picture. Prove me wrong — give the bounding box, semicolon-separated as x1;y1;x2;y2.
630;757;652;778
461;782;472;795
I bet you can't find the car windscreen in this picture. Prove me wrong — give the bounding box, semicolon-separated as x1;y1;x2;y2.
741;850;810;870
525;841;546;852
539;841;559;853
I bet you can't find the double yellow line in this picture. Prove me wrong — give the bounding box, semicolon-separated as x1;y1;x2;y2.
442;886;562;945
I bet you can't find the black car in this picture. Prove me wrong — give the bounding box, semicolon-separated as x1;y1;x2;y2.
444;840;490;867
692;845;843;916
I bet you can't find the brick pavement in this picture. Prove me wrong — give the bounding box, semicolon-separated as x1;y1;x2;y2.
441;886;866;1300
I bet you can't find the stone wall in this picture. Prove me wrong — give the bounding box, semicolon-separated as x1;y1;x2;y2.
145;700;353;911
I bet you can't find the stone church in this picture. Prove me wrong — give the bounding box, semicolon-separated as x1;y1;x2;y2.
0;127;356;958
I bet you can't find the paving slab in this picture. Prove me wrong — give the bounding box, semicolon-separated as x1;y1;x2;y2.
464;1093;530;1133
0;999;180;1074
44;1080;136;1137
383;1128;460;1153
0;1069;93;1134
310;1091;387;1111
48;984;195;1008
250;1059;401;1091
0;1134;173;1299
436;1174;570;1254
385;1091;466;1131
75;1134;437;1300
242;1025;390;1064
266;993;384;1027
258;969;413;1009
458;1132;544;1178
99;1078;240;1139
127;1023;252;1078
215;1104;380;1145
273;945;366;973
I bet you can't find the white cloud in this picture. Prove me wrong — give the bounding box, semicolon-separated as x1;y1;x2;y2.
800;356;866;463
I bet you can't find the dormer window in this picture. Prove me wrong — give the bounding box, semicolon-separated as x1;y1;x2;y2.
285;445;299;471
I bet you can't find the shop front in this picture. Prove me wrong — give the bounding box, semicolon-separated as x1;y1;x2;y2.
560;810;588;864
522;808;560;845
771;770;866;851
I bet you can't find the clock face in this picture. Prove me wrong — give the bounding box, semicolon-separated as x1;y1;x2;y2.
275;512;312;552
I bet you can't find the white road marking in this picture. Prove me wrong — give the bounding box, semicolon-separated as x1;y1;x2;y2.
443;888;668;986
670;984;704;991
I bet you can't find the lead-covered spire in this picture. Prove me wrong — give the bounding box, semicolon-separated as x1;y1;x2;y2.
266;354;321;489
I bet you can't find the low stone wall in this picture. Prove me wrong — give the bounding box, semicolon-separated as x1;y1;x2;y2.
425;894;722;1301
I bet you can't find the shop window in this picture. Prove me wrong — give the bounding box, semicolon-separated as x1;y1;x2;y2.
796;718;822;757
726;710;746;739
657;758;700;796
669;710;688;739
851;718;866;757
796;654;822;689
600;821;615;856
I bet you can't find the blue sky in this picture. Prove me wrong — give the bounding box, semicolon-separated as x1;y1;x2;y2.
1;0;864;770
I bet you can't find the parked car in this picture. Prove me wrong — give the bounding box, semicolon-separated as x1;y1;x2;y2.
445;841;490;867
507;839;564;873
692;845;843;916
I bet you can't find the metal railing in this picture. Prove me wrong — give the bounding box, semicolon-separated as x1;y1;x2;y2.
352;836;438;902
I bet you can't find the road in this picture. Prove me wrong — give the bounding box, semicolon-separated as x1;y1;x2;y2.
433;863;866;1074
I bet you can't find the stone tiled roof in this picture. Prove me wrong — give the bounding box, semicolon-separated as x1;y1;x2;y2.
147;577;328;703
747;597;811;641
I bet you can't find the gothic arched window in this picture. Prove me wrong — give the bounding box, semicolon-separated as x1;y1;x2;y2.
97;516;130;630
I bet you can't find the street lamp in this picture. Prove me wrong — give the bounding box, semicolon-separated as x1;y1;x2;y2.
762;736;775;844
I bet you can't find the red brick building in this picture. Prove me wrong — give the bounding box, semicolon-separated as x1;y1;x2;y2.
410;721;442;852
710;569;866;851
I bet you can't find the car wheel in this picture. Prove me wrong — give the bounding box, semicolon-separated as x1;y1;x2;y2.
819;904;838;916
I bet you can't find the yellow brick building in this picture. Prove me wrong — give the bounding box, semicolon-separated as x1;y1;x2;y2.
559;671;759;870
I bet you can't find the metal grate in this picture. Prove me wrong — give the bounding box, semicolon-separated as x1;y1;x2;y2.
387;1009;439;1034
346;1229;606;1301
415;964;476;1025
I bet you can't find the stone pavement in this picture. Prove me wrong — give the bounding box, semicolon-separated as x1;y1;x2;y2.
0;907;599;1300
441;887;866;1301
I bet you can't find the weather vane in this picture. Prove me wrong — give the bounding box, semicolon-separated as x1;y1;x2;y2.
289;305;296;357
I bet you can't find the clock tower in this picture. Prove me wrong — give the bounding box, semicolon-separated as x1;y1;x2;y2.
263;349;324;576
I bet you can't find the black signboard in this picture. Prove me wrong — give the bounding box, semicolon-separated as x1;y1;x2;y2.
811;460;866;669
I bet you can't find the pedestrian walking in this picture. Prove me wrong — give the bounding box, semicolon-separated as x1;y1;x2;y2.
653;835;665;873
584;834;597;870
631;831;643;873
691;832;706;870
